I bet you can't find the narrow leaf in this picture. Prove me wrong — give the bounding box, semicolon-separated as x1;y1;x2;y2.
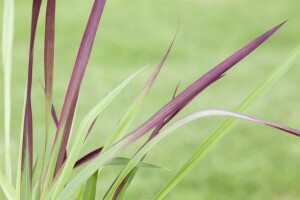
2;0;14;183
40;0;56;190
21;0;42;197
53;0;106;174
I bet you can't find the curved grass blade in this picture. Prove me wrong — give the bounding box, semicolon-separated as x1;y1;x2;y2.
155;45;300;199
45;68;144;200
104;108;300;199
0;170;16;200
2;0;14;183
42;0;107;193
57;22;287;199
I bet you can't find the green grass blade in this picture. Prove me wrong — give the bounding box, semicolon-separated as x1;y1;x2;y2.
0;170;16;200
2;0;14;184
16;84;28;200
46;67;145;200
154;45;300;199
105;106;300;199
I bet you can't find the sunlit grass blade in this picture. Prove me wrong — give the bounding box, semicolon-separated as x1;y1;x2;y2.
2;0;14;183
45;67;144;200
0;170;16;200
104;108;300;199
154;45;300;199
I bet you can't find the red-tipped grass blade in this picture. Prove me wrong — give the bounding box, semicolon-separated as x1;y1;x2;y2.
53;0;106;175
21;0;42;195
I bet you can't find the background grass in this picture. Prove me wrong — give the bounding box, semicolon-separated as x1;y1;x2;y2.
0;0;300;199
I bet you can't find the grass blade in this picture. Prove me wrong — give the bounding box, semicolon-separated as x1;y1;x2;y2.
0;170;16;200
52;0;106;175
154;45;300;199
105;108;300;199
16;85;28;199
39;0;56;193
2;0;14;183
21;0;42;198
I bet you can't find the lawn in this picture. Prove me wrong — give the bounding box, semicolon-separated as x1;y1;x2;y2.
1;0;300;199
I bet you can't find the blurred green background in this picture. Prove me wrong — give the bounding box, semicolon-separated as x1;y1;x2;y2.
1;0;300;199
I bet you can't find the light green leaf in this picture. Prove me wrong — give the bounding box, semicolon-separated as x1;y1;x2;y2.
16;84;28;200
2;0;14;184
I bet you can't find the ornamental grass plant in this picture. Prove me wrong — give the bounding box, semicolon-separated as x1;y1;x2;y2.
1;0;299;199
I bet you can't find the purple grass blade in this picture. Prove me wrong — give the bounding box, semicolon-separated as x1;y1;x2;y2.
118;21;286;150
51;105;58;127
21;0;42;186
44;0;55;113
52;0;106;174
74;147;103;168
